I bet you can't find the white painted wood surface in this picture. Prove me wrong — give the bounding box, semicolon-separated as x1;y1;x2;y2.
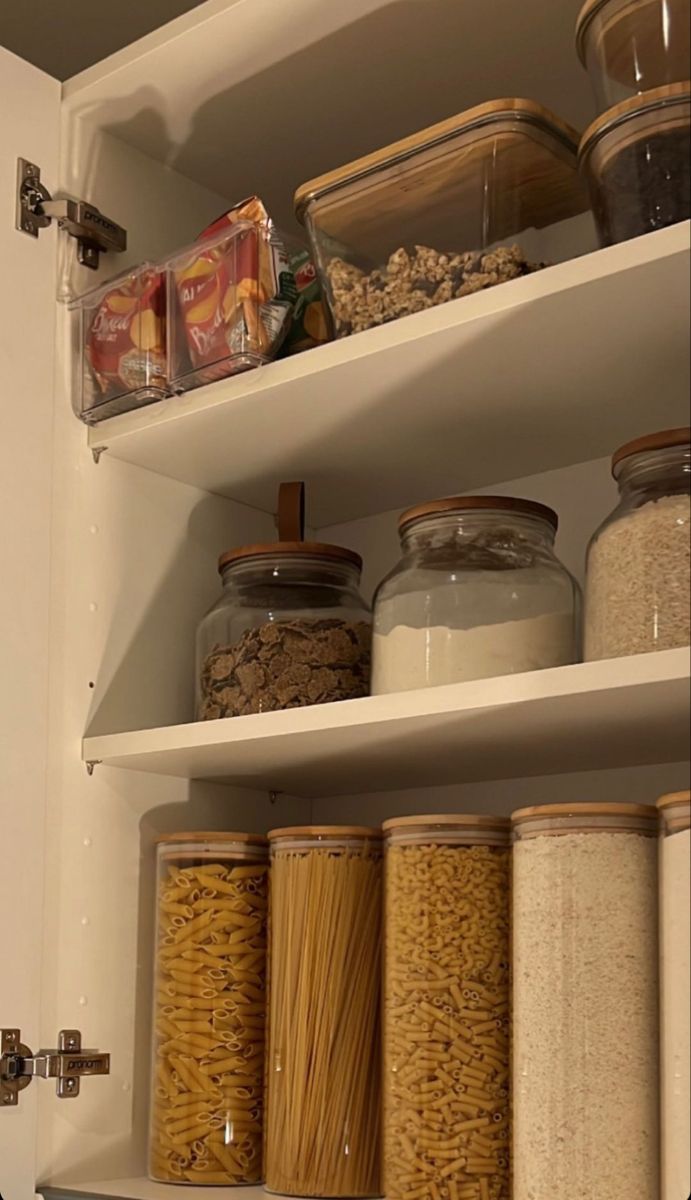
0;45;60;1200
82;649;691;796
43;1179;267;1200
86;224;690;526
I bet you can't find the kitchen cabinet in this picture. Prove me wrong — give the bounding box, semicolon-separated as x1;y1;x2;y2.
0;3;688;1198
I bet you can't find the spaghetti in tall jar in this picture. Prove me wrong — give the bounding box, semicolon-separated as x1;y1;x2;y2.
383;815;511;1200
149;833;268;1185
265;826;383;1197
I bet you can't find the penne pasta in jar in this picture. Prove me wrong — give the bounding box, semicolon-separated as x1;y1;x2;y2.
383;816;511;1200
149;833;268;1185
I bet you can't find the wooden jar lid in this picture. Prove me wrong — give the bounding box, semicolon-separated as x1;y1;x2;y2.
398;495;558;533
382;814;510;832
611;426;691;472
156;831;268;844
218;541;362;574
579;80;691;159
656;789;691;809
512;802;658;837
268;825;382;840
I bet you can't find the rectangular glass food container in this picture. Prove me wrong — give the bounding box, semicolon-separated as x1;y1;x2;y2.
72;261;168;424
166;219;295;393
294;99;594;339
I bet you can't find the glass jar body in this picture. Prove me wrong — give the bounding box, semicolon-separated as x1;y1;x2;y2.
383;818;511;1200
149;835;268;1185
372;510;580;694
512;805;659;1200
658;791;691;1200
585;443;691;660
264;828;382;1197
196;553;372;719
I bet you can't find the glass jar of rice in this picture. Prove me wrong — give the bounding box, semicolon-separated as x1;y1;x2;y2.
512;803;659;1200
657;789;691;1200
149;833;268;1185
383;815;511;1200
585;427;690;660
264;826;382;1197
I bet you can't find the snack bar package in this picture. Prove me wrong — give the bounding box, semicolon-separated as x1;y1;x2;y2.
168;197;297;391
74;263;168;423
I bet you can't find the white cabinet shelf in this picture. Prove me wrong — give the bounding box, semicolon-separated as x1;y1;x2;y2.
83;648;691;797
43;1182;267;1200
88;225;690;527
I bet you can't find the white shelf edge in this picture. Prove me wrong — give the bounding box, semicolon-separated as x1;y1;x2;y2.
86;223;690;457
41;1181;270;1200
82;648;691;796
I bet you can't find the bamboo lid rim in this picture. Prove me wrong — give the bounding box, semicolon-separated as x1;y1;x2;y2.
512;802;657;823
268;825;382;840
575;0;610;60
218;541;362;574
155;831;269;845
611;426;691;473
399;495;558;533
656;789;691;809
295;98;581;219
383;814;511;833
579;81;691;158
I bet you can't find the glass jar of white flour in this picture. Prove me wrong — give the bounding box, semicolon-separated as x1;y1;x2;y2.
371;496;579;693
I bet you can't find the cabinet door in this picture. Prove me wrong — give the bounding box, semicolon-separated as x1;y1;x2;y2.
0;44;60;1200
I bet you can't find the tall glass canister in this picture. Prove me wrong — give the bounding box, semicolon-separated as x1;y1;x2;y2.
149;833;268;1184
512;803;659;1200
383;815;511;1200
658;790;691;1200
265;827;382;1197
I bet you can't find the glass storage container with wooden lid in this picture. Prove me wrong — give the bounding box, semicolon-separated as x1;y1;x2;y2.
149;832;269;1185
265;826;382;1198
585;426;690;661
576;0;691;111
657;790;690;1200
512;803;659;1200
579;82;690;245
371;495;580;694
382;815;511;1200
196;541;371;719
294;99;593;339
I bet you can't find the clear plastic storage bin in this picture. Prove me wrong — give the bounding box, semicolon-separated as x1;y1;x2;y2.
579;82;690;244
576;0;691;111
149;833;268;1185
383;816;511;1200
371;496;580;694
265;827;382;1197
657;790;691;1200
72;261;168;423
585;427;690;660
167;220;294;392
294;100;592;338
512;803;659;1200
196;541;371;720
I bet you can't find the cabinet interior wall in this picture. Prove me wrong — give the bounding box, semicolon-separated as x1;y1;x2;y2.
37;111;690;1189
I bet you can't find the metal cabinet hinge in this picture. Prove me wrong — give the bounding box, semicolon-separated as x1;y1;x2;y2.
15;158;127;270
1;1028;110;1107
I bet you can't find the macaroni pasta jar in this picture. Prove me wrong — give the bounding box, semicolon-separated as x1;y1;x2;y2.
383;816;511;1200
657;790;691;1200
512;804;659;1200
265;827;382;1197
149;834;268;1185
